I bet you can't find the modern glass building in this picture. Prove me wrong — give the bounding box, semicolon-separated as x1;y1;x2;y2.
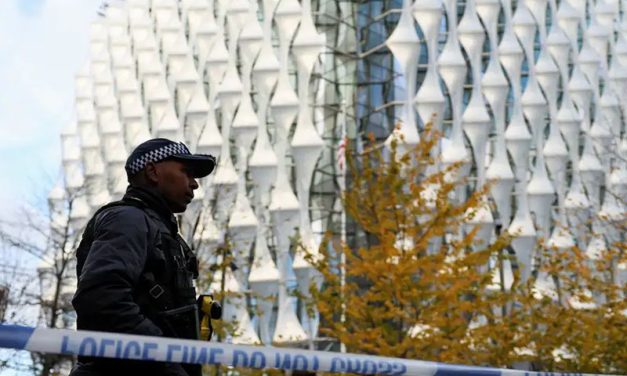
43;0;626;352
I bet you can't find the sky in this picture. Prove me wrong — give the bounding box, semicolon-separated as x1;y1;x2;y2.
0;1;101;372
0;0;101;216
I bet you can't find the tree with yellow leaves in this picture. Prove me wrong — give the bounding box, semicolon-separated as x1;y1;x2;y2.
305;124;626;374
499;223;626;373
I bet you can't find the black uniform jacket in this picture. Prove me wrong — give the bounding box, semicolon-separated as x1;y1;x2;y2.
69;185;192;376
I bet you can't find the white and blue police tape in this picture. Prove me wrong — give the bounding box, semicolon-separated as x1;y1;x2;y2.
0;324;600;376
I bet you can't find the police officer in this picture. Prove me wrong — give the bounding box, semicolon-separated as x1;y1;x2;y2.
69;139;216;376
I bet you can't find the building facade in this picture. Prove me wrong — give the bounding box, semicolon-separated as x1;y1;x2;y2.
45;0;626;350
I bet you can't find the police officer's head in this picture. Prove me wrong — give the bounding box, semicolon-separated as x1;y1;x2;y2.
125;138;216;213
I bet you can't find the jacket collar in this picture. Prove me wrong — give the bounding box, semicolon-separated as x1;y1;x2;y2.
123;185;179;234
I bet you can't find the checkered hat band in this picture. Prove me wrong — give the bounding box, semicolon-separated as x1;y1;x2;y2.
126;143;191;175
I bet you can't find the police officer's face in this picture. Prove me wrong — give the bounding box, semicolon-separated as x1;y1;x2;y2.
149;160;199;213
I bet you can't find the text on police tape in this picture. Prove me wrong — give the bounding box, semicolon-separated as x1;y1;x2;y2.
60;335;408;375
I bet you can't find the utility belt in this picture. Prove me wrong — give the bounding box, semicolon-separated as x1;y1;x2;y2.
155;302;200;340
